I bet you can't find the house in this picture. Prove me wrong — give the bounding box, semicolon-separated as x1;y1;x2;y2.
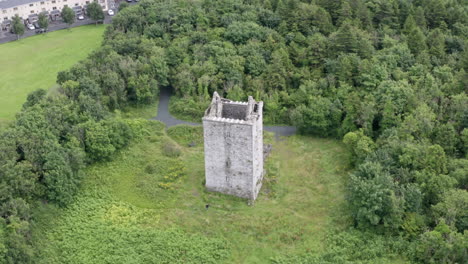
72;5;82;15
0;0;108;26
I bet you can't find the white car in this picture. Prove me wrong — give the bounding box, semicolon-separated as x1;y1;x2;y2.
107;9;114;16
26;23;35;30
77;14;84;20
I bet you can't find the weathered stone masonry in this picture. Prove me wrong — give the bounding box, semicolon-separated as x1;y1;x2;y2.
202;92;264;200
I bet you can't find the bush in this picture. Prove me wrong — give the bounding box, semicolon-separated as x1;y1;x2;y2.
81;119;134;162
411;221;467;263
290;97;342;137
169;97;208;123
347;162;404;229
162;141;182;158
343;130;375;165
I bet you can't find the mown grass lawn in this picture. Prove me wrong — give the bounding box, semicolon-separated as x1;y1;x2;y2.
0;25;106;125
33;122;353;263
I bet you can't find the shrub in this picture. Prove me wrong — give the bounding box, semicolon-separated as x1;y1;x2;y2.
411;221;467;263
169;97;208;123
162;141;182;158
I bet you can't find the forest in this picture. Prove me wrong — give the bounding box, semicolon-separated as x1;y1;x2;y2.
0;0;467;263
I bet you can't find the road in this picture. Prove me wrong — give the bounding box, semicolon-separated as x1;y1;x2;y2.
152;87;199;127
152;87;297;137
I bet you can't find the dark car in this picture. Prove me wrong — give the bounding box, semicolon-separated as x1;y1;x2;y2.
35;28;47;34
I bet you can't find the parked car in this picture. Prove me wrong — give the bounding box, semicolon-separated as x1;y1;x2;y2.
26;23;35;30
107;9;114;16
77;14;84;20
35;28;47;34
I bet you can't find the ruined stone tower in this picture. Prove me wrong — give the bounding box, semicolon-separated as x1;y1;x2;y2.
202;92;264;200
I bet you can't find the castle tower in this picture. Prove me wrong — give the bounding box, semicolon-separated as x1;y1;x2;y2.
202;92;264;200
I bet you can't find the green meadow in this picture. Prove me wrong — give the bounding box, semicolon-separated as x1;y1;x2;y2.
0;25;106;124
32;122;355;263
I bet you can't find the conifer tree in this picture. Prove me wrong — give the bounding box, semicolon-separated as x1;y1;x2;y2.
427;28;445;59
263;0;272;10
337;1;353;26
414;6;427;29
407;26;427;55
275;0;288;17
426;0;447;28
402;15;417;36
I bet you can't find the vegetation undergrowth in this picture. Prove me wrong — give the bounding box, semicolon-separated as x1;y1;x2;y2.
122;101;159;119
169;96;207;124
30;122;406;263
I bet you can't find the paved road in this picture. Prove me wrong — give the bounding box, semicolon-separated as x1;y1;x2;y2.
152;87;296;137
152;87;199;127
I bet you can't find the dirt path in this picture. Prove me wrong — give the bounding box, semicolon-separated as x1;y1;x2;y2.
152;87;297;137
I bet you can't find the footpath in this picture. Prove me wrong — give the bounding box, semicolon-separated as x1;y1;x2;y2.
152;87;297;137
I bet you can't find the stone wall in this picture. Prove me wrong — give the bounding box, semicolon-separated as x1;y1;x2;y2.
203;119;254;199
252;101;263;199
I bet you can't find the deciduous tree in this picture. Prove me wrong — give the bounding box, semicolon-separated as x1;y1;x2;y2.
86;2;104;25
61;6;75;28
11;15;24;40
38;13;49;30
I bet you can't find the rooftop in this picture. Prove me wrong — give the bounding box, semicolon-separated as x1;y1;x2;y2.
0;0;43;10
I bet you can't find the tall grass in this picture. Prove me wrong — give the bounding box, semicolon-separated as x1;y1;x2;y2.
32;122;406;263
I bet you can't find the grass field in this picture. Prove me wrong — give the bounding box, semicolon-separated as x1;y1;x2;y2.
0;25;106;124
32;121;358;263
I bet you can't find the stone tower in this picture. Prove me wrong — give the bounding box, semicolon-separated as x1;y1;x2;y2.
202;92;264;200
